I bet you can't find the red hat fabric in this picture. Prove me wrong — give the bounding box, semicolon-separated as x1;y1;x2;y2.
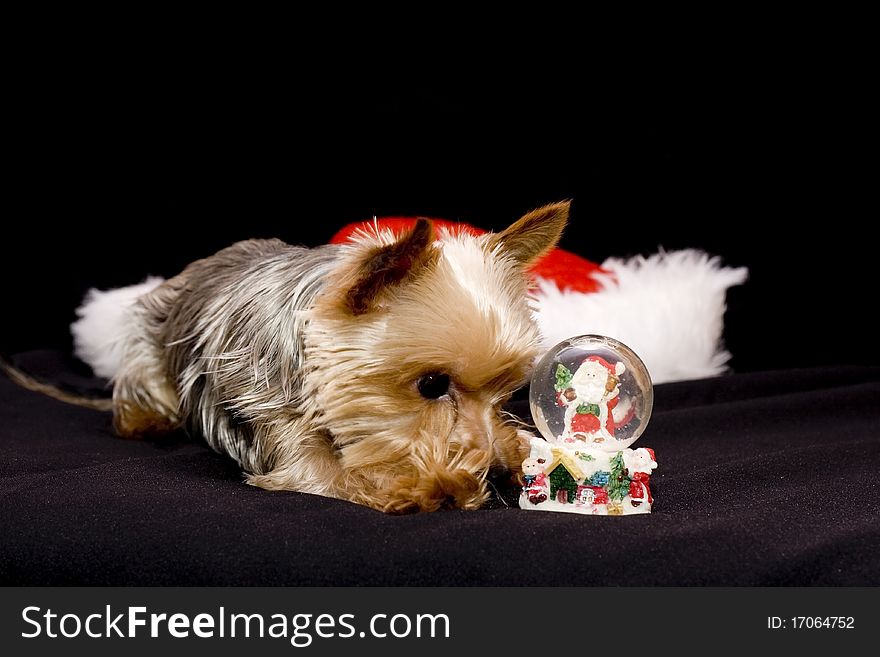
329;217;606;293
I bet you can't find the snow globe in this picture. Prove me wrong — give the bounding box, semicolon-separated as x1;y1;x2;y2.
520;335;658;515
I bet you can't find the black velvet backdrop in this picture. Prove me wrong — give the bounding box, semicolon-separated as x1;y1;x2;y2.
2;37;879;589
2;58;876;372
3;351;878;585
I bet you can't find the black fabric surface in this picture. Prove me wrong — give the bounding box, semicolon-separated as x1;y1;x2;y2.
2;351;878;586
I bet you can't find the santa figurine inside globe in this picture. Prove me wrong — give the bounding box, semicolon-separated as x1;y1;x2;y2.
521;335;658;516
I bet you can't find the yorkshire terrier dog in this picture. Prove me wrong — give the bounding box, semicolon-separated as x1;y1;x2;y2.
71;202;569;512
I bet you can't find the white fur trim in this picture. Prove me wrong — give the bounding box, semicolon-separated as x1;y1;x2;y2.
71;277;165;379
533;250;747;383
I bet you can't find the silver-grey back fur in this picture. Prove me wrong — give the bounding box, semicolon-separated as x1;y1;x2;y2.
145;239;339;472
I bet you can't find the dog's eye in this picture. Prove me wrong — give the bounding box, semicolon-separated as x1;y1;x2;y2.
417;372;450;399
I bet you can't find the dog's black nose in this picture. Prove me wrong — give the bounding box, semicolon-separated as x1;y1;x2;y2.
441;494;458;509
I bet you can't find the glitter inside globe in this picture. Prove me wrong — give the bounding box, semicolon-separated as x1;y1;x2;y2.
529;335;653;451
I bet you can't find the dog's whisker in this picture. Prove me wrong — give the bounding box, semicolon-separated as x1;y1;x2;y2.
164;333;197;347
486;479;509;507
198;352;248;361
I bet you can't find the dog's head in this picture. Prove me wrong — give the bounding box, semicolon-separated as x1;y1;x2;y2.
306;202;569;512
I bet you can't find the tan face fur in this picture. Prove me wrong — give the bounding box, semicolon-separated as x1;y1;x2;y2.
303;202;569;512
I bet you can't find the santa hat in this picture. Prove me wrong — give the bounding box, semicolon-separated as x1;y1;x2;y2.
330;217;747;384
583;355;626;377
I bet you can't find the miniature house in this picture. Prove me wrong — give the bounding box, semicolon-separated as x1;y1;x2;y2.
519;442;656;516
576;485;609;505
545;453;584;504
543;451;614;507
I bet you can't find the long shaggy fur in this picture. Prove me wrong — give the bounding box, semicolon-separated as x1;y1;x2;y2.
92;203;569;512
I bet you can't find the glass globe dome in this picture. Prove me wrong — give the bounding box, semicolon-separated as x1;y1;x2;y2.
529;335;653;451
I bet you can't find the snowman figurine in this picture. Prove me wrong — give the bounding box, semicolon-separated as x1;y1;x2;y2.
521;457;548;505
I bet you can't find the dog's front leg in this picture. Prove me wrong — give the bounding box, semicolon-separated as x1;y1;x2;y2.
245;423;346;500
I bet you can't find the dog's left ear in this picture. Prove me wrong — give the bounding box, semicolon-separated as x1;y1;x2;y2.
343;218;435;315
487;200;570;266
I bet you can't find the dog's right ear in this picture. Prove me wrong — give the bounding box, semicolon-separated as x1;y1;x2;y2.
341;219;436;315
487;200;570;267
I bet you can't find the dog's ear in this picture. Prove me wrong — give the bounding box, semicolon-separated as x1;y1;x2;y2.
487;200;570;266
343;219;435;315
